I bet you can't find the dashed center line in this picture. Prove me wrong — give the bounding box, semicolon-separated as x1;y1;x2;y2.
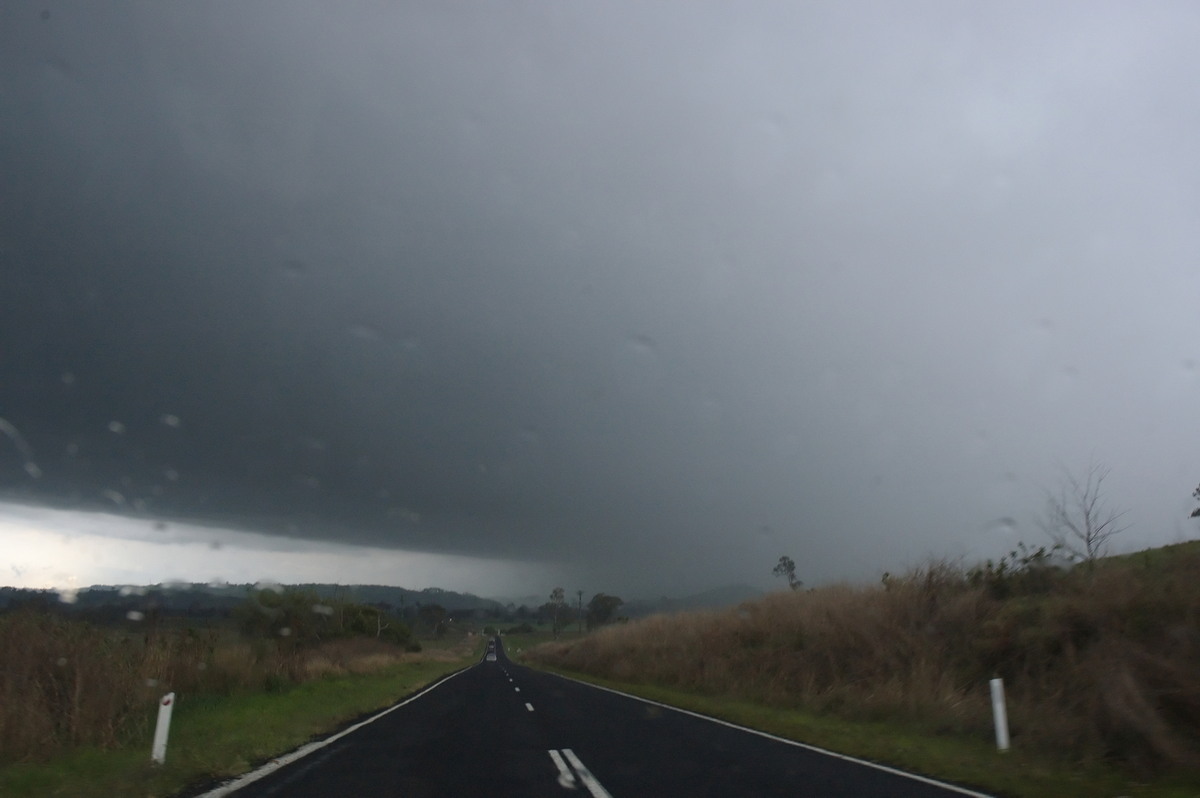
525;702;535;712
514;687;521;692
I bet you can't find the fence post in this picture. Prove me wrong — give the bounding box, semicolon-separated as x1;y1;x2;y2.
989;678;1010;752
151;692;176;764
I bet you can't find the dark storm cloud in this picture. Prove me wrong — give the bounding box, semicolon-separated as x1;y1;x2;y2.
3;3;1199;593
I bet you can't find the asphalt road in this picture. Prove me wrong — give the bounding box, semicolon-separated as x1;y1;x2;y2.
200;638;991;798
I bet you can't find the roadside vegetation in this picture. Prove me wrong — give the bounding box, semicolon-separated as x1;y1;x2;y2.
0;588;481;797
525;541;1200;797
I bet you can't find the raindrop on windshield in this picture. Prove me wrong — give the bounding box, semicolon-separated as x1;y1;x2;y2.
984;517;1018;535
348;324;382;342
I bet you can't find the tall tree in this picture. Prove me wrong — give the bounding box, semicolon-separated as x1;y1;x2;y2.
773;555;802;590
585;593;624;630
549;587;565;638
1190;483;1200;518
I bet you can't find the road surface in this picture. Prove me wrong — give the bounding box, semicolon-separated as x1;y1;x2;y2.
198;637;991;798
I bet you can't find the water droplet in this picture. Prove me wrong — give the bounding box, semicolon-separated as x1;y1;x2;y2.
312;604;334;616
56;657;68;667
66;443;79;456
153;520;168;531
209;540;222;550
57;589;78;605
282;259;307;277
0;417;34;459
126;610;144;621
160;414;181;428
61;372;75;385
23;462;42;479
278;627;292;637
984;517;1018;535
164;468;180;482
348;324;381;342
108;421;126;434
145;678;158;688
629;333;657;352
102;489;126;505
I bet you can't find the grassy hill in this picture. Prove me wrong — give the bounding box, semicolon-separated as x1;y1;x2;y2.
525;541;1200;794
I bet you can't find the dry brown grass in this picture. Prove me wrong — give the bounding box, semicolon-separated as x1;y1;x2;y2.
300;638;413;679
527;547;1200;776
0;611;422;763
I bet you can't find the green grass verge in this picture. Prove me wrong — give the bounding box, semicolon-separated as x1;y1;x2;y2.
520;662;1199;798
0;645;482;798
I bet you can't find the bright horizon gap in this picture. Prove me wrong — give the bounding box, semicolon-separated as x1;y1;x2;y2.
1;502;551;597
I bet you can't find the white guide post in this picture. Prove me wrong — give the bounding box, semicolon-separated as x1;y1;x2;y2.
151;692;176;764
989;678;1010;752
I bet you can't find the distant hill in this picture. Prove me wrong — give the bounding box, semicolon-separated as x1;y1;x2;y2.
288;583;504;613
490;585;766;618
621;584;765;618
0;581;505;619
0;581;762;621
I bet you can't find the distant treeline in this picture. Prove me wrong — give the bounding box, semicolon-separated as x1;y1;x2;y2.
0;582;508;625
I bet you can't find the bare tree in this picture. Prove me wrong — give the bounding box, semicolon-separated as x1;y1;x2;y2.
1190;483;1200;518
1037;461;1129;563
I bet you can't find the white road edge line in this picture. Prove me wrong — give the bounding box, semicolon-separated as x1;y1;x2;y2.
525;702;535;711
562;748;613;798
547;749;577;789
196;656;486;797
549;673;994;798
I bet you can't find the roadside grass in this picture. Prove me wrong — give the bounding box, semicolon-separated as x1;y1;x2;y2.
0;637;482;798
499;628;583;657
521;543;1200;798
527;665;1199;798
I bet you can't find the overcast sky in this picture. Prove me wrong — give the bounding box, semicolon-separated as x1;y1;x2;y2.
2;2;1198;599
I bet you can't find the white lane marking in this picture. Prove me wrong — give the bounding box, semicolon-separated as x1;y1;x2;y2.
562;749;613;798
515;687;521;692
195;666;475;797
547;749;577;789
525;702;535;712
547;674;994;798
